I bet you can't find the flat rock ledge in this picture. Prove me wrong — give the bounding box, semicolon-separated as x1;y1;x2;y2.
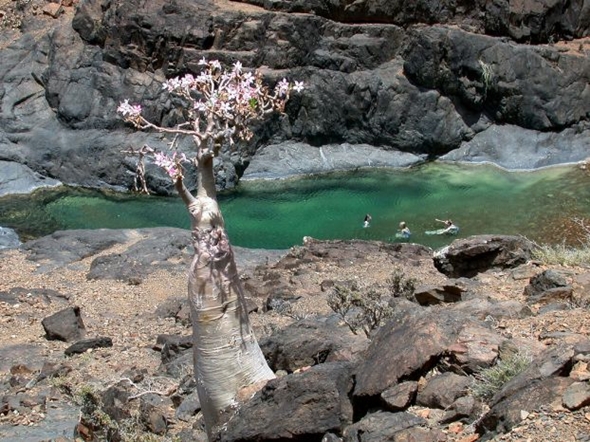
0;161;62;197
243;127;590;182
242;141;425;180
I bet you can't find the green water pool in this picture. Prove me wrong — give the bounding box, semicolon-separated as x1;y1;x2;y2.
1;162;589;250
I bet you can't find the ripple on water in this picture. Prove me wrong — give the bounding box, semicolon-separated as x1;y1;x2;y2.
1;163;589;249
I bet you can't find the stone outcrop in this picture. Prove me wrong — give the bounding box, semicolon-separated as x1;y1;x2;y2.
433;235;536;278
0;0;589;199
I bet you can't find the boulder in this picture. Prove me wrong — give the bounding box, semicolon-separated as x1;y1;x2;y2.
218;362;354;441
477;344;582;435
0;227;21;250
562;382;590;410
64;337;113;356
353;310;465;399
260;319;369;373
433;235;535;278
41;306;85;342
380;381;418;411
478;376;574;436
342;411;443;442
416;372;472;409
175;391;201;422
524;269;573;305
139;393;174;436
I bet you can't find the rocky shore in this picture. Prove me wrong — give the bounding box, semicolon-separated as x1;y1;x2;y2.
1;228;589;441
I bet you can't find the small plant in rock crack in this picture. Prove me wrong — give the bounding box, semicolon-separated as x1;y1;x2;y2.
327;282;394;337
470;351;532;401
387;268;418;301
76;385;121;441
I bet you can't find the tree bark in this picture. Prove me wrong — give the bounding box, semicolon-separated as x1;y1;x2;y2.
177;156;275;438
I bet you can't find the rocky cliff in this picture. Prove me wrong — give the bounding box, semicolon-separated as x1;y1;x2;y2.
0;0;589;195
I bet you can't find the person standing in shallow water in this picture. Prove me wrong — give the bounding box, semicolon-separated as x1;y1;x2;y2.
396;221;411;239
363;214;372;228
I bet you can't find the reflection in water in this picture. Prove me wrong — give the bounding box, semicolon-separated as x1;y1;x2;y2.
1;163;589;250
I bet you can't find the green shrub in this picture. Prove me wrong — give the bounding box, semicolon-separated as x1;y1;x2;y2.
532;242;590;267
327;269;417;337
387;269;418;301
532;217;590;266
470;352;531;401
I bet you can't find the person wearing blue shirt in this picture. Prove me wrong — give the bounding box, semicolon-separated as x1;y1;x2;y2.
396;221;411;239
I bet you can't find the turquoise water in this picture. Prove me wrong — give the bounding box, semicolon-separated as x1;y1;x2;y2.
1;163;589;250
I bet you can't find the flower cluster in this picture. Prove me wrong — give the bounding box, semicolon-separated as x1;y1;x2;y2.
118;59;303;181
153;151;187;178
117;99;142;119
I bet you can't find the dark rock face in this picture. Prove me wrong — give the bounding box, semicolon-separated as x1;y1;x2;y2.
260;319;369;372
218;362;354;442
1;0;589;198
64;337;113;356
403;25;590;131
237;0;590;44
41;306;86;342
433;235;536;278
524;269;573;305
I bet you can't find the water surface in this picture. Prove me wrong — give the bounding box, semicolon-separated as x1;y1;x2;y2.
1;163;588;250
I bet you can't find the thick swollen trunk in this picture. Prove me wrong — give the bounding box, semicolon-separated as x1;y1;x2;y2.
176;158;275;437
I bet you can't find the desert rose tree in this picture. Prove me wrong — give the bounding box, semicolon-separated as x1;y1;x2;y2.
118;59;303;437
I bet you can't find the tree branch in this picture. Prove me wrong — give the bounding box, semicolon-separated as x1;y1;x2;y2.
175;176;197;207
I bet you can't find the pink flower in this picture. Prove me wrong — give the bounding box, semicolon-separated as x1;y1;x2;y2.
153;151;185;178
275;78;290;96
117;100;142;118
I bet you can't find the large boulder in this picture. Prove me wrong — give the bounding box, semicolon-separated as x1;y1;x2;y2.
260;319;369;373
217;362;354;441
353;310;465;400
477;343;585;436
433;235;536;278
